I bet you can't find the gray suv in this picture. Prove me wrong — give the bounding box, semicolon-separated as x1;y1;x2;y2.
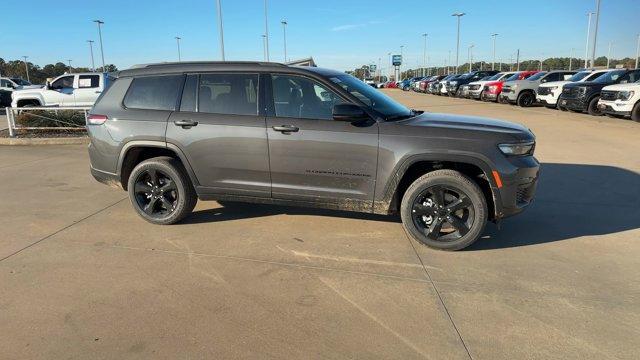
87;62;539;250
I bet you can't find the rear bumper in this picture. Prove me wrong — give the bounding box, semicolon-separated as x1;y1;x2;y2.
90;166;122;189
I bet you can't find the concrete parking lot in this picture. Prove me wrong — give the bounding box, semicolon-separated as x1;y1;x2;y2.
1;91;639;359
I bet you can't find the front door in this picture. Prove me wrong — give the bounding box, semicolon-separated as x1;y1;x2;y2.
265;74;378;207
166;73;271;198
47;75;75;106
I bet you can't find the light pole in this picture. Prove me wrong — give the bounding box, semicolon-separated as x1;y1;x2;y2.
263;0;270;61
281;20;288;62
584;12;594;68
569;48;574;70
215;0;225;60
262;35;267;61
377;57;381;82
400;45;404;81
636;34;640;69
606;41;613;68
452;12;465;74
93;20;105;71
87;40;95;71
67;59;73;73
387;52;391;80
22;56;29;82
175;36;182;61
447;50;451;74
422;33;428;77
491;33;498;70
516;49;520;71
590;0;601;69
467;44;474;72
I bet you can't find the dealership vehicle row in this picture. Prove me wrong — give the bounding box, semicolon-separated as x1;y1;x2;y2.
379;68;640;122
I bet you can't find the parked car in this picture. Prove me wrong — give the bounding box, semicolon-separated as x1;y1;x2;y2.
537;70;609;109
482;71;538;103
500;70;576;107
597;79;640;121
467;72;515;100
364;78;377;87
11;72;111;107
384;80;398;88
1;77;41;91
423;75;445;93
86;61;539;251
447;70;500;97
561;69;640;115
439;74;461;96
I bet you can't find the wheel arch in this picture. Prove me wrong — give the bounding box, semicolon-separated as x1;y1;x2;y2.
381;153;501;221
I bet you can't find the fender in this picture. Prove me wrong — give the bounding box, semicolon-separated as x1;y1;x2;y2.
11;93;44;107
117;140;201;188
378;150;503;217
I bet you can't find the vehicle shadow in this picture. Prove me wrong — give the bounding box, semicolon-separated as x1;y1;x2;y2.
181;163;640;250
468;163;640;250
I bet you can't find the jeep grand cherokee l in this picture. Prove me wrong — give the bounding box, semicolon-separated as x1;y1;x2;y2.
561;69;640;116
87;62;539;251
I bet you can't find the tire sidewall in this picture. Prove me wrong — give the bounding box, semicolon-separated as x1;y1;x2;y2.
400;171;488;251
588;96;602;116
517;92;533;107
127;158;192;225
631;102;640;122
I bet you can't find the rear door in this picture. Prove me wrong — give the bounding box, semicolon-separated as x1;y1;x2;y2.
166;72;270;198
74;74;102;106
265;73;378;205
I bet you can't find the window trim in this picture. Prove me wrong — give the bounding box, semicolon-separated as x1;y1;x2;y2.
121;74;186;111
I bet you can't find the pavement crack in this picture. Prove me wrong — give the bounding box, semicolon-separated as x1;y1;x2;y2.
404;231;474;360
0;197;127;263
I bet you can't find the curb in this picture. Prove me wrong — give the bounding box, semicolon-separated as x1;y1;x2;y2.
0;137;89;146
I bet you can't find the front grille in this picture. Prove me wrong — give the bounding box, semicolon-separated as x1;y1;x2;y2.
600;90;617;101
502;87;512;93
469;84;480;91
537;87;552;96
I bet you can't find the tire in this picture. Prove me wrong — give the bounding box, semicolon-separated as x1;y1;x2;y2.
632;102;640;122
558;104;568;111
587;96;603;116
400;169;488;251
477;91;485;101
127;156;197;225
516;91;535;107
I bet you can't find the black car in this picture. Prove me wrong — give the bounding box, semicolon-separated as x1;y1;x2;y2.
87;61;539;251
560;69;640;115
446;70;500;97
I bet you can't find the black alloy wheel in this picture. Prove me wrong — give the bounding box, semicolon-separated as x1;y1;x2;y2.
411;185;474;242
134;169;178;218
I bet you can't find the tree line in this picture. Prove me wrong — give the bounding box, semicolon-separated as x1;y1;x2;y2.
0;58;118;85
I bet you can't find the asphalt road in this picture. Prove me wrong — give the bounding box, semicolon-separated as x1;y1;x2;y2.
0;91;638;359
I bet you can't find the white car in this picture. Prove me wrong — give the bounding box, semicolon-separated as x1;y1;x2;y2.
1;77;41;91
11;72;109;107
467;72;515;99
537;70;609;109
597;80;640;121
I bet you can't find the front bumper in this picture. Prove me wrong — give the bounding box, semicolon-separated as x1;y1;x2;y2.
483;92;499;101
558;97;587;111
499;90;517;103
497;156;540;219
537;94;558;106
597;100;633;116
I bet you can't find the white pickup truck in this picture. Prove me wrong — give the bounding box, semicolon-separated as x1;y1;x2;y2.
597;80;640;121
11;72;109;107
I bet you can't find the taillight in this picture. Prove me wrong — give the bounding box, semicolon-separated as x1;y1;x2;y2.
87;114;108;125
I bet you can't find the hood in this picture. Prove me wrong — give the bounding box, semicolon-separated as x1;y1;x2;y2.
396;112;532;139
601;83;640;91
539;80;570;88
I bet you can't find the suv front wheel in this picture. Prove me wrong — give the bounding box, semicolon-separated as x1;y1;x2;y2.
400;170;488;251
127;156;197;225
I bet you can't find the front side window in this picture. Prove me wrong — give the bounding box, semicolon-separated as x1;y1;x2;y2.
527;72;548;81
51;75;74;89
593;70;626;84
1;79;12;88
272;75;344;120
617;70;640;84
78;75;100;88
11;78;31;86
123;75;183;111
198;73;258;115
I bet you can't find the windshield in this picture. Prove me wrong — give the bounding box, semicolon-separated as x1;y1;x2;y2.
566;72;590;82
505;72;521;81
527;72;548;81
593;70;626;83
10;78;31;86
486;73;504;81
329;75;411;120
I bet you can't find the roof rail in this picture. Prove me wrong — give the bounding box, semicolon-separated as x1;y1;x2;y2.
128;61;287;69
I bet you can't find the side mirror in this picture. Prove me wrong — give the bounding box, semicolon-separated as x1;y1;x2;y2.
45;81;51;90
332;103;368;121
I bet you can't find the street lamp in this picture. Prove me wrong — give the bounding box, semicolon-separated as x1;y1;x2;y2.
422;33;428;77
584;12;594;68
262;35;267;61
22;56;29;82
452;12;465;74
263;0;270;61
400;45;404;81
606;41;613;68
87;40;95;71
590;0;601;69
67;59;73;73
175;36;182;61
215;0;225;60
467;44;474;72
93;20;105;71
491;33;498;70
569;48;574;71
636;34;640;69
281;20;288;62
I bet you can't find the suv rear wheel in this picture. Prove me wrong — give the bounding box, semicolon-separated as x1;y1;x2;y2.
517;91;535;107
587;96;603;116
127;156;197;225
632;101;640;122
400;170;488;251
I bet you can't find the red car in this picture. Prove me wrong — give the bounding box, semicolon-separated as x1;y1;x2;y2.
482;71;538;102
384;80;398;88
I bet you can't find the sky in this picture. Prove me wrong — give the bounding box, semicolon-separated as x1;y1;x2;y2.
2;0;639;73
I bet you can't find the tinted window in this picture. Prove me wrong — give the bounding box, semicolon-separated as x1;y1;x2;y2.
272;75;345;120
567;72;590;82
527;72;548;81
617;70;640;84
124;75;183;111
541;73;561;82
198;73;258;115
1;79;11;88
11;78;31;85
593;70;627;83
180;74;197;112
51;75;74;89
78;75;99;88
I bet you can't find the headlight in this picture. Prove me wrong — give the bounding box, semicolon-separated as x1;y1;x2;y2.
450;81;458;86
498;141;535;156
512;84;518;90
617;91;635;101
547;86;558;91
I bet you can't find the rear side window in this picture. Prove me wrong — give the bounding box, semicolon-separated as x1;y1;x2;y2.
124;75;183;111
198;73;258;115
79;75;100;88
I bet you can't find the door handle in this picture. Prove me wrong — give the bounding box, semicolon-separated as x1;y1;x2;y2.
272;125;299;133
174;120;198;128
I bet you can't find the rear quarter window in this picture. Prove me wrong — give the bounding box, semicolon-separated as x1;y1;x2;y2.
123;75;184;111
